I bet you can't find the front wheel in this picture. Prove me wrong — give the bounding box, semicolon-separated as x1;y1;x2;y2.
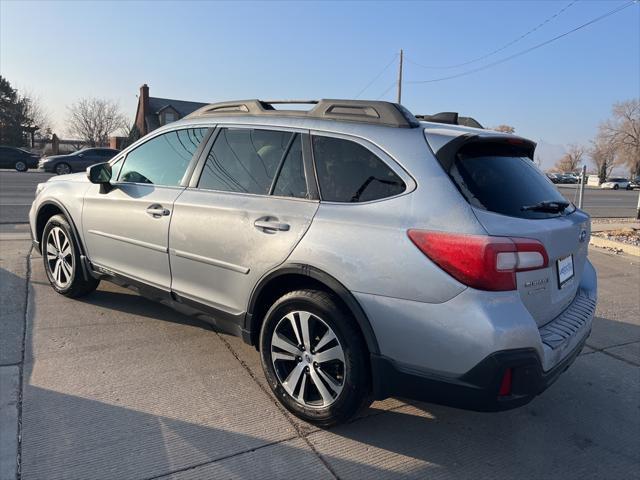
613;184;619;190
260;289;371;427
15;161;27;172
42;215;100;297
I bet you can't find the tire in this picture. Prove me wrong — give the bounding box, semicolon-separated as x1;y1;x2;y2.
42;214;100;298
15;161;27;172
260;289;371;427
55;162;71;175
626;185;632;190
613;184;619;190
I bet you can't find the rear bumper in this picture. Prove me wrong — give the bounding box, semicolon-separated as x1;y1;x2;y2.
371;331;588;411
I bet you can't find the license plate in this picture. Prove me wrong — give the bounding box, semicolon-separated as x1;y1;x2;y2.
557;255;574;288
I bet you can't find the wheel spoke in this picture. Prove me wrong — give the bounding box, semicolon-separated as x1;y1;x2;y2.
61;259;73;280
295;372;307;403
60;236;70;255
46;243;58;260
286;313;303;347
282;362;305;397
316;367;342;393
309;368;334;405
299;311;312;351
53;260;62;284
314;328;337;353
272;332;301;356
272;351;296;362
314;345;344;364
51;229;61;250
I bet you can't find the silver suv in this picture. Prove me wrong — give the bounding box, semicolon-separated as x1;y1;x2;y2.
30;100;597;426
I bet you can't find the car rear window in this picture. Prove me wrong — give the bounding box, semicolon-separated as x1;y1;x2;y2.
312;136;405;203
449;144;574;219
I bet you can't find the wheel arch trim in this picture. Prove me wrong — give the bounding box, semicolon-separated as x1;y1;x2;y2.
245;263;380;355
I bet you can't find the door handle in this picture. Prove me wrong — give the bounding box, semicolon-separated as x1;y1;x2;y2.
254;219;290;232
146;204;170;218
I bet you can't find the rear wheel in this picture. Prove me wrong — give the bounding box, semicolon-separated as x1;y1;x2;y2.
260;289;370;427
15;160;27;172
42;215;99;297
55;162;71;175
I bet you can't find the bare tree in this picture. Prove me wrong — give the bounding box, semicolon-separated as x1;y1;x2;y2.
553;143;585;172
492;124;515;134
66;98;128;147
601;99;640;177
20;91;52;139
590;131;618;183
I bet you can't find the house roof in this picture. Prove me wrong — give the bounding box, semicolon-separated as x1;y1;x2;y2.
148;97;208;117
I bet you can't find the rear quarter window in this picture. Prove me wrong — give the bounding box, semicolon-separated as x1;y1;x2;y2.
312;136;405;203
450;144;574;219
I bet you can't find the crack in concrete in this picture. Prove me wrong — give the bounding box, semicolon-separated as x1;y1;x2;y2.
585;341;640;366
215;332;340;480
16;246;32;480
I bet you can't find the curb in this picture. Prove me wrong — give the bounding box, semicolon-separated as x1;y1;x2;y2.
590;236;640;256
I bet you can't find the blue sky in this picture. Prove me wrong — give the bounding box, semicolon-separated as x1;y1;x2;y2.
1;0;638;167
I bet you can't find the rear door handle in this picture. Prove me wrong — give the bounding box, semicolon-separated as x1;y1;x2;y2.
146;204;170;218
254;219;290;232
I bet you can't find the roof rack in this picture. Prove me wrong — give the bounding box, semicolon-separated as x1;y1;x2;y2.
415;112;484;129
187;99;420;129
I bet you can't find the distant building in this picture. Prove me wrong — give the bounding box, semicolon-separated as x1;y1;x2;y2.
134;84;207;137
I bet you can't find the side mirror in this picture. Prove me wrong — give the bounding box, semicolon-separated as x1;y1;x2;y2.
87;163;113;193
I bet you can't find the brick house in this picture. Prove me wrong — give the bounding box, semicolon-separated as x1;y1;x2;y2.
110;84;208;149
135;84;208;136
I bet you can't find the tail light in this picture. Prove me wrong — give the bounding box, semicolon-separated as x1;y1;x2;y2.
407;230;548;291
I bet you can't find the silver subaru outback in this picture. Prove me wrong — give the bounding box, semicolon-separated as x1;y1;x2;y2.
29;100;597;426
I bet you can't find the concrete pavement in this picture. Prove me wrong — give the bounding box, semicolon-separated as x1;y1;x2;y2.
0;234;639;479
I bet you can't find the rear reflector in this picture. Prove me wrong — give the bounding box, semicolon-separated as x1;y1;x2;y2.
407;230;549;291
498;368;513;396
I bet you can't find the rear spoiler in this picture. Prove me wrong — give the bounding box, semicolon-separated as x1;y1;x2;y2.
425;131;537;172
416;112;484;129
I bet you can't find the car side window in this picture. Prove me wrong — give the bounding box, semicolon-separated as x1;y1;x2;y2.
312;135;406;202
118;128;208;186
198;128;293;194
272;135;307;199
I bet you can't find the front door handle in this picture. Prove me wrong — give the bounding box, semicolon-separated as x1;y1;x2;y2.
146;204;170;218
254;219;290;232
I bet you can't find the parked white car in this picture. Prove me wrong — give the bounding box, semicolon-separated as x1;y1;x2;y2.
600;178;632;190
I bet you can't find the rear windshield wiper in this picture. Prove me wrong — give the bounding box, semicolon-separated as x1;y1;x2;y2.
521;200;570;213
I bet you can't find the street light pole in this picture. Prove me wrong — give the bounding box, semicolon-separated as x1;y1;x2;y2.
578;165;587;209
397;49;403;104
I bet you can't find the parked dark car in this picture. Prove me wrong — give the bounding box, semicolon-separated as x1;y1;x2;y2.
0;146;40;171
39;148;120;175
546;172;561;184
626;176;640;190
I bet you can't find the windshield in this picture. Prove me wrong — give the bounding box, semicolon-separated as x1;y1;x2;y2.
450;153;575;219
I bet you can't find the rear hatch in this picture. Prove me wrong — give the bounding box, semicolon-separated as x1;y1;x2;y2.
426;132;590;327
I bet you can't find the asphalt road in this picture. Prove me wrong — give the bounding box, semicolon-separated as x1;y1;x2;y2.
0;171;53;224
0;230;638;479
1;171;638;224
558;185;639;218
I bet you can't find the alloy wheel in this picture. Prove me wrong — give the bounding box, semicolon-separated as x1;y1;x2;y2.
56;163;71;175
15;161;27;172
271;311;345;408
46;226;74;288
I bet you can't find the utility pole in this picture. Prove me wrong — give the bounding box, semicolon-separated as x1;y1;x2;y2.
397;49;403;104
578;165;587;209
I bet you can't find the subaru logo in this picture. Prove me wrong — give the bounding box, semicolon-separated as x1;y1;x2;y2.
579;229;587;243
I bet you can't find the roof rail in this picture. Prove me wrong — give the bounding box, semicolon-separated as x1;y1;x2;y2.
416;112;484;129
186;99;420;128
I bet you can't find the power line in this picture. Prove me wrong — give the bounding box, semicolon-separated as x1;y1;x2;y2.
406;0;636;85
376;81;397;100
406;0;578;70
354;53;398;99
